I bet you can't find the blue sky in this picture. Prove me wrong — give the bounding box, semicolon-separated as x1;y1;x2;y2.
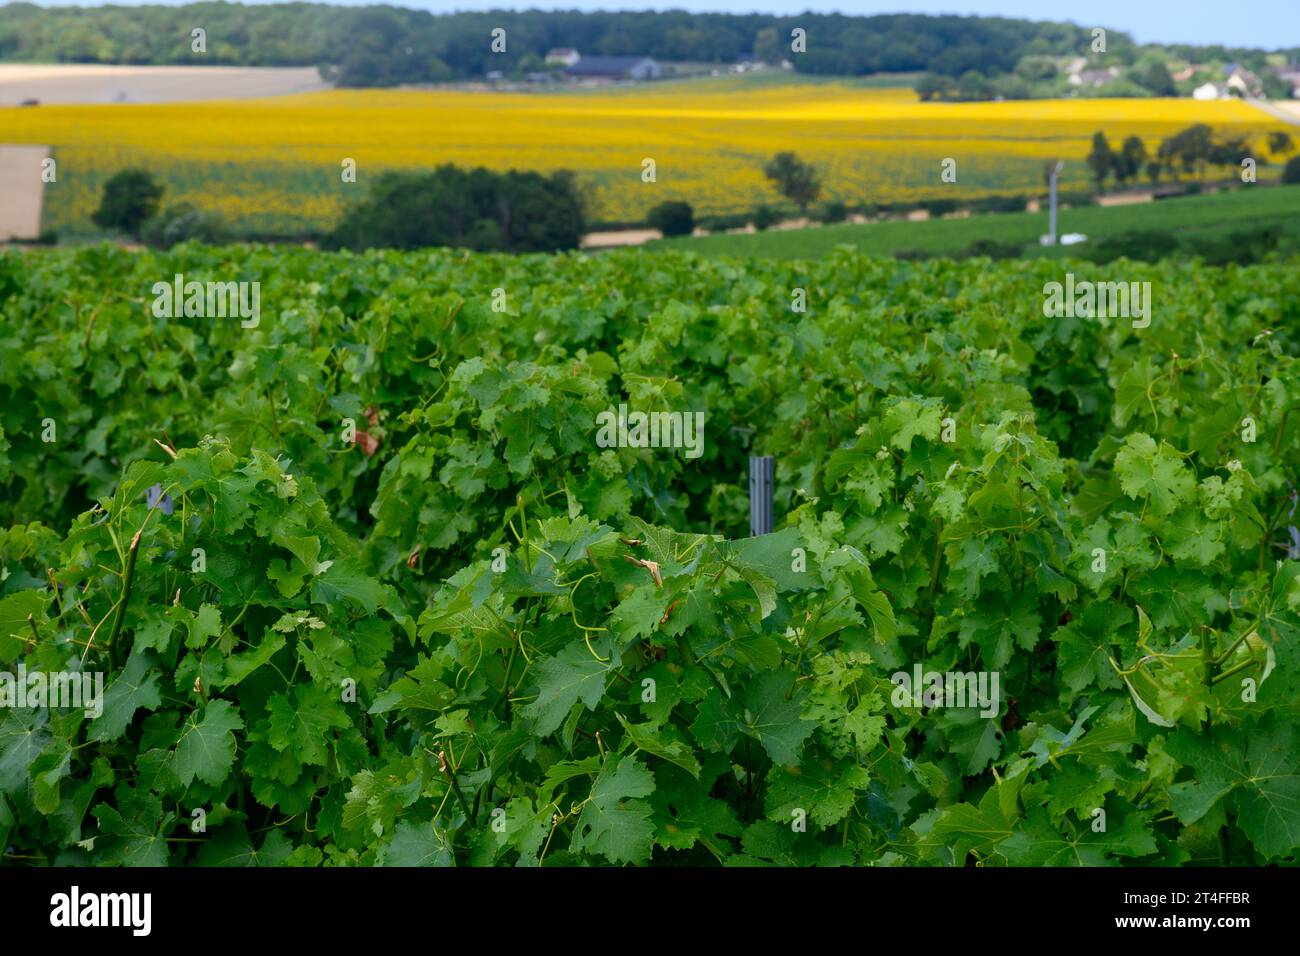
25;1;1300;49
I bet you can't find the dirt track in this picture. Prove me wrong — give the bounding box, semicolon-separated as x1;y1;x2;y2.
0;65;328;105
1247;98;1300;128
0;145;49;239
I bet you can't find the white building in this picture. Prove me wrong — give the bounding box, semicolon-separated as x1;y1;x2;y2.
1061;56;1087;79
1070;66;1119;87
545;48;581;67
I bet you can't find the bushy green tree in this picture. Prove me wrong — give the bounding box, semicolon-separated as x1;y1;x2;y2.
1138;61;1177;96
956;69;994;100
995;74;1032;100
751;204;778;230
91;168;163;238
815;199;847;223
646;200;695;237
140;203;224;248
1013;54;1057;82
915;72;954;101
753;27;783;65
1114;136;1148;186
1086;132;1115;191
326;165;585;252
1261;73;1292;100
1159;123;1215;178
763;152;820;214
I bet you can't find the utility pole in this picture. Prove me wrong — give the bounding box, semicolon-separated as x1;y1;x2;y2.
1047;160;1064;246
748;456;774;537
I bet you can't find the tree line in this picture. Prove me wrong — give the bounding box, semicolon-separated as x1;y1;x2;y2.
4;2;1292;88
1085;125;1297;190
92;134;1300;253
87;164;588;252
914;59;1190;102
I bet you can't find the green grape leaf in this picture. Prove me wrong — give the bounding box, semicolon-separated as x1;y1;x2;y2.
570;753;656;864
171;700;244;787
381;819;456;866
91;650;162;742
740;670;814;766
522;640;613;737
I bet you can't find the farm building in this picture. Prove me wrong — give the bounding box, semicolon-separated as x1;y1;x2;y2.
564;56;663;81
1221;64;1262;96
545;48;580;67
1070;66;1119;88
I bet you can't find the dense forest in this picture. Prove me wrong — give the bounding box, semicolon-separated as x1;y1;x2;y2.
1;2;1295;88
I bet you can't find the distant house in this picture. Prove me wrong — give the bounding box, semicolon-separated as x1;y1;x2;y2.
1171;65;1198;83
1193;81;1229;100
1273;67;1300;97
564;56;663;81
545;48;580;67
1070;66;1119;88
1222;64;1262;96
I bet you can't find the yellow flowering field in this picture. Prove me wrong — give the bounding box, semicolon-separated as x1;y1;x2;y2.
5;81;1292;234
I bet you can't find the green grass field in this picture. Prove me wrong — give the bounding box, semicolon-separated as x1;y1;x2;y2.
647;184;1300;260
